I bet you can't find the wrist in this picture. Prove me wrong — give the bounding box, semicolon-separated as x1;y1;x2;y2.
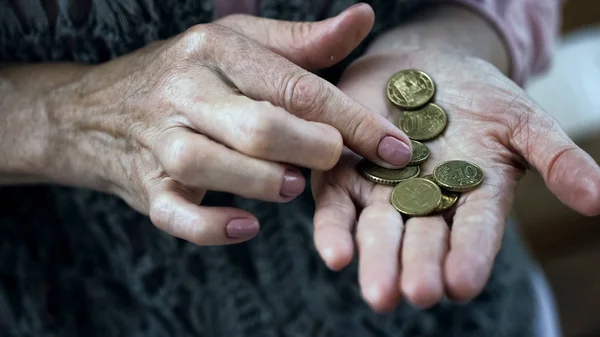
0;69;55;185
0;63;119;192
44;68;125;194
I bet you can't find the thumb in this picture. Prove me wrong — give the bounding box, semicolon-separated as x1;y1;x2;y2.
510;109;600;217
216;3;374;70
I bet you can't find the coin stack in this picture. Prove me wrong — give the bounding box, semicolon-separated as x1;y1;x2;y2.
358;69;484;217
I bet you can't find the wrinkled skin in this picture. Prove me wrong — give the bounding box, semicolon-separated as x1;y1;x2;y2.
312;51;600;312
39;6;412;246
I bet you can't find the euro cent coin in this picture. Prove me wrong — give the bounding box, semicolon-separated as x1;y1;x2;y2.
433;160;484;192
399;103;448;141
422;174;459;213
358;160;420;186
391;178;442;216
386;69;435;110
408;140;430;166
435;193;459;213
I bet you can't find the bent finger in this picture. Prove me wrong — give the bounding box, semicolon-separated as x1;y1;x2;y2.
204;26;412;168
149;180;260;245
155;128;305;202
194;94;343;170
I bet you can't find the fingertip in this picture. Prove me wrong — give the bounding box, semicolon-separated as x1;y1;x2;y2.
371;109;413;168
314;227;354;270
376;136;412;168
280;169;306;198
539;143;600;216
576;178;600;216
225;218;260;240
401;265;444;309
444;254;490;301
322;242;354;271
344;2;374;14
305;2;374;69
566;164;600;216
361;283;400;313
338;3;375;33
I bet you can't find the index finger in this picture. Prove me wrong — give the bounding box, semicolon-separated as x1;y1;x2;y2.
205;25;412;168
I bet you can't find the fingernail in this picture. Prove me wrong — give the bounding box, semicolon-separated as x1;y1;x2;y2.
280;170;305;197
226;219;260;239
377;136;411;166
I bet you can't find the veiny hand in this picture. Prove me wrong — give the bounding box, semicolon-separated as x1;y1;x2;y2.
47;4;413;246
312;50;600;311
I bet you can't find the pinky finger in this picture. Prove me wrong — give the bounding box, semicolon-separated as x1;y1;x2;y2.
149;180;260;245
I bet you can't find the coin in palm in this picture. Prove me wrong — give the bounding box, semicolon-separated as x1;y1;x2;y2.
400;103;448;141
358;160;420;186
387;69;435;109
422;174;459;212
433;160;484;192
391;178;442;216
408;140;430;166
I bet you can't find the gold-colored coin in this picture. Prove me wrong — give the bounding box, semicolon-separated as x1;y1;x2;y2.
386;69;436;109
436;193;459;213
433;160;484;192
358;160;420;186
399;103;448;141
408;140;430;166
390;178;442;216
422;174;459;213
422;174;434;181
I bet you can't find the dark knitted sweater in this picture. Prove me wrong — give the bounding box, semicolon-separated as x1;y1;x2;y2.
0;1;535;336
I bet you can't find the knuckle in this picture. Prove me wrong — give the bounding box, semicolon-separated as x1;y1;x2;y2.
244;126;274;157
345;109;375;144
239;104;279;156
284;72;326;116
149;194;175;230
356;205;402;246
290;22;312;51
325;134;344;169
186;217;209;245
316;129;343;170
149;195;208;242
176;24;219;61
162;137;200;183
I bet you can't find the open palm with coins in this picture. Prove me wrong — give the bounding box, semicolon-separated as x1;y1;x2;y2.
311;50;600;312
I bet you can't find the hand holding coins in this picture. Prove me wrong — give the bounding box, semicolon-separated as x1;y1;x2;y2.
359;69;484;216
314;51;600;312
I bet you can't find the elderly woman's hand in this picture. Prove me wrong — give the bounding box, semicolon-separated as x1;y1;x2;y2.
311;50;600;311
26;5;413;245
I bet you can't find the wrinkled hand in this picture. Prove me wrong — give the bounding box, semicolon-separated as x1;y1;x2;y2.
312;51;600;311
49;5;413;246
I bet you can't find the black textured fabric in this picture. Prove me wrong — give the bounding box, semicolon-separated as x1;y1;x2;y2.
0;1;535;336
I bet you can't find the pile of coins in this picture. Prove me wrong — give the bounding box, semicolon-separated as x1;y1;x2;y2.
358;69;484;217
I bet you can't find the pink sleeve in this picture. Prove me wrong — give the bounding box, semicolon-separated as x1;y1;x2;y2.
436;0;561;85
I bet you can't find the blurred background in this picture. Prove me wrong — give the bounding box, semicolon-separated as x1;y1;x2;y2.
516;0;600;336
